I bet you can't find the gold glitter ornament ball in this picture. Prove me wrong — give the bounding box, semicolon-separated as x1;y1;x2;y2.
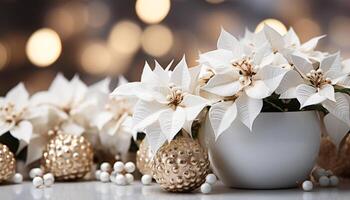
152;135;210;192
0;143;16;182
41;134;93;181
318;135;350;177
136;139;153;175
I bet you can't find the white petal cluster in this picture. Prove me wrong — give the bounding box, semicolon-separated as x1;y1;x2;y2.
111;57;209;153
197;26;350;146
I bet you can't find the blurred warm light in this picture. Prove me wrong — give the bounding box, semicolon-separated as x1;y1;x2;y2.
80;41;112;75
255;18;287;35
0;42;8;70
135;0;171;24
108;20;142;55
141;25;173;57
293;18;321;42
26;28;62;67
87;1;110;28
46;8;75;39
206;0;225;4
329;16;350;48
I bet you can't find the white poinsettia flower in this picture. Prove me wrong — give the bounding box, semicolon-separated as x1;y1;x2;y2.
263;25;326;62
336;58;350;88
111;57;209;152
198;29;289;137
289;53;346;108
0;83;38;152
92;77;135;157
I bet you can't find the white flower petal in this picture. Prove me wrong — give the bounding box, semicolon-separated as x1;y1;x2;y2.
0;121;14;136
202;72;240;97
260;65;289;92
284;28;301;47
49;73;72;106
299;35;325;52
144;121;167;154
93;111;114;130
291;55;314;75
319;84;335;102
181;94;208;121
154;60;170;84
141;61;161;85
170;56;191;91
198;49;233;70
70;75;88;105
6;83;29;111
132;100;167;131
89;77;111;93
263;25;285;52
61;121;85;136
275;70;304;99
245;80;271;99
322;92;350;125
324;113;350;149
337;76;350;88
235;93;263;130
118;76;129;86
217;28;243;57
111;82;155;101
25;134;48;165
9;120;32;144
209;101;237;140
158;107;186;141
295;84;326;108
320;53;341;72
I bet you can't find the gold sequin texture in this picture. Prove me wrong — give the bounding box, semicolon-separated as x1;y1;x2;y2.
136;139;153;175
0;143;16;182
152;135;210;192
318;136;350;177
41;134;93;181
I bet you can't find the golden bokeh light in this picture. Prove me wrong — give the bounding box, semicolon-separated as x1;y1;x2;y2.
108;20;142;55
0;42;8;70
141;25;173;57
255;18;287;35
26;28;62;67
135;0;171;24
80;41;113;75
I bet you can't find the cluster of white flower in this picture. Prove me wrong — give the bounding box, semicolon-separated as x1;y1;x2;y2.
112;25;350;153
0;74;134;165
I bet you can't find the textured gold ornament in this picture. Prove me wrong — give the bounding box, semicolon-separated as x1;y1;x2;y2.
41;134;94;181
318;135;350;177
0;143;16;182
136;139;153;175
152;135;210;192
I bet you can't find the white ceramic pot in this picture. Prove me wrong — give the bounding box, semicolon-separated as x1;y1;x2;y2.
199;111;321;189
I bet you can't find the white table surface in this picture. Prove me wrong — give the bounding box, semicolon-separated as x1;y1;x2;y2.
1;180;350;200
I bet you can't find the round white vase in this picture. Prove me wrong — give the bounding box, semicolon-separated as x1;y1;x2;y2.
199;111;321;189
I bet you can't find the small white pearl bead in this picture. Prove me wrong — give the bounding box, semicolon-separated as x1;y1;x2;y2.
32;177;44;188
115;174;127;185
205;174;217;185
200;183;212;194
29;168;43;179
319;176;330;187
302;180;313;191
141;174;152;185
43;173;55;187
100;172;110;183
125;173;134;184
124;162;135;173
113;161;124;173
11;173;23;184
329;176;339;186
95;170;101;180
100;162;111;172
325;170;333;176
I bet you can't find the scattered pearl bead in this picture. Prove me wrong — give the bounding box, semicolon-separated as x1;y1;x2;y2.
43;173;55;187
115;174;127;185
113;161;124;173
319;176;330;187
100;162;111;172
325;170;333;176
110;173;116;183
32;177;44;188
302;180;313;192
141;174;152;185
11;173;23;184
313;168;326;179
200;183;212;194
124;162;135;173
29;168;43;179
205;174;217;185
100;172;110;183
329;176;339;186
125;173;134;184
95;170;101;180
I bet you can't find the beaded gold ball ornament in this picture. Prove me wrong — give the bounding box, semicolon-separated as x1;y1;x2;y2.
136;139;153;175
318;136;350;177
0;143;16;182
152;135;210;192
41;134;94;181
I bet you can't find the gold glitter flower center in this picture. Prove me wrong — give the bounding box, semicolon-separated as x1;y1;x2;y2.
232;57;257;86
306;68;332;88
0;103;24;124
167;84;185;109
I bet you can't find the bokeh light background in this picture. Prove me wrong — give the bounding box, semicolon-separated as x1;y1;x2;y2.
1;0;350;95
